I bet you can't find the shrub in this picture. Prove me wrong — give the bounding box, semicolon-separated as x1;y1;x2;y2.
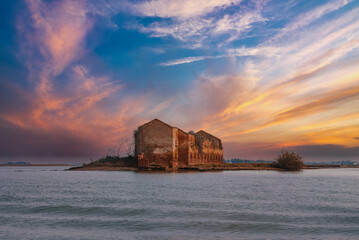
86;156;136;167
272;149;304;171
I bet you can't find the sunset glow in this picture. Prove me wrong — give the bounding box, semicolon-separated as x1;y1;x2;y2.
0;0;358;161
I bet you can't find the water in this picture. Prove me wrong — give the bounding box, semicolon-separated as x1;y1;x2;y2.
0;167;358;240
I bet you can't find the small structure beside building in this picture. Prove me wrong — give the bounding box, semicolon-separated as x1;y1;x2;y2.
134;119;223;169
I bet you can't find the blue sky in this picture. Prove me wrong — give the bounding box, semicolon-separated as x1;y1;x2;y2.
0;0;358;161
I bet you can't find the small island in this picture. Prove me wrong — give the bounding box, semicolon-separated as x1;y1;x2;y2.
70;119;312;172
69;155;284;172
69;119;358;172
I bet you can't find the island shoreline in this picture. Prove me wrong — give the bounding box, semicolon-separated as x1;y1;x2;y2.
67;164;359;172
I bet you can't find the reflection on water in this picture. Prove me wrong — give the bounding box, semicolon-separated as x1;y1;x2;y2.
0;167;359;239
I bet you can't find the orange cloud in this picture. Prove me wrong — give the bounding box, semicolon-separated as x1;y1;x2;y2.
2;0;357;160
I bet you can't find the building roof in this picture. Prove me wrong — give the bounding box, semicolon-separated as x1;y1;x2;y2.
139;119;222;144
196;130;221;141
143;118;174;129
140;119;187;134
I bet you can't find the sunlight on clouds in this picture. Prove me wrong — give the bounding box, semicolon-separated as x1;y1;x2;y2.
180;3;359;154
10;0;151;153
26;0;90;74
305;124;359;147
295;112;359;133
2;0;358;158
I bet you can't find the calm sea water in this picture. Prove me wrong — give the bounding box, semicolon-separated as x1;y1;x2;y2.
0;167;358;240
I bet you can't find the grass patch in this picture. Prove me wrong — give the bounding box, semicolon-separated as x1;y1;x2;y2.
84;156;137;167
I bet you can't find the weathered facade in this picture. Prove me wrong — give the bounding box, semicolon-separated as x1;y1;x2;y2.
135;119;223;169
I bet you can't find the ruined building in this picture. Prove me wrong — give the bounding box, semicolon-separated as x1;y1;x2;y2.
135;119;223;169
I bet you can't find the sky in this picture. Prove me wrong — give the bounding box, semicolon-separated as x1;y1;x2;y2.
0;0;358;162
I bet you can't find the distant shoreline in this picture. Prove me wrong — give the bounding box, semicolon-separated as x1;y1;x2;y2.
305;164;359;169
0;164;75;167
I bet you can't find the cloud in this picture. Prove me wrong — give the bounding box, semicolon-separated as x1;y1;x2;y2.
228;46;280;57
131;0;242;18
223;142;359;161
0;118;100;156
160;56;211;66
18;0;96;124
3;0;154;156
265;86;359;127
85;0;266;47
213;11;266;43
291;144;359;158
154;1;359;67
0;64;133;154
164;4;359;150
273;0;354;41
160;46;279;66
2;0;358;160
143;47;165;54
25;0;92;74
133;0;266;47
161;73;248;132
156;4;359;146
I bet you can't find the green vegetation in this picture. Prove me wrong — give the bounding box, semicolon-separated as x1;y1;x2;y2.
85;155;137;167
272;149;304;171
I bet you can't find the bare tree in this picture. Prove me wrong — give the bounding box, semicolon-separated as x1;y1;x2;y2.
116;138;135;157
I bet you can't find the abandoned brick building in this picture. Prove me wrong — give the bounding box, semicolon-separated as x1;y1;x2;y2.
134;119;223;169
